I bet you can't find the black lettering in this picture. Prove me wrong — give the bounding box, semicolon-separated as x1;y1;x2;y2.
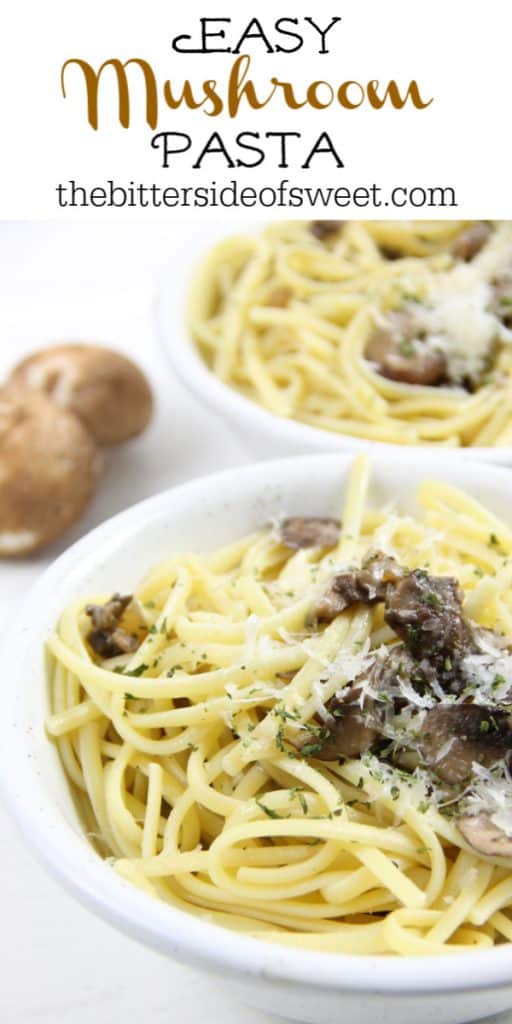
235;132;265;168
151;132;192;168
266;132;301;168
302;132;344;169
232;18;274;54
274;18;303;53
304;16;342;53
172;18;231;53
193;132;235;169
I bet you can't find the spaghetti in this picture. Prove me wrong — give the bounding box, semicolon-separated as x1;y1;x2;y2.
47;456;512;954
190;220;512;447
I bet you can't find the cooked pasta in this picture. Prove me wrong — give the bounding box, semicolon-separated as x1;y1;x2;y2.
190;221;512;447
47;456;512;954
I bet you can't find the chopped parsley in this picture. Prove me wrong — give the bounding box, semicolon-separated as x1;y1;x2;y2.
289;787;308;814
420;591;442;609
125;663;148;678
398;339;415;358
255;797;285;820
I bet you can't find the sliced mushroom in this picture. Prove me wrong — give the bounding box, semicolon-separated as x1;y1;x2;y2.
300;687;383;761
419;704;512;785
458;813;512;857
311;552;404;624
279;516;341;550
365;312;446;386
310;221;344;241
379;245;403;261
451;222;492;262
384;570;474;664
85;593;146;658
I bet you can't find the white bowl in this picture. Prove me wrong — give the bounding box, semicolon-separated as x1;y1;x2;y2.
3;452;512;1024
156;221;512;466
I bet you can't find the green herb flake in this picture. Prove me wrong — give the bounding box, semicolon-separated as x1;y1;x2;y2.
125;663;148;678
166;664;183;678
289;787;308;814
398;339;415;358
255;798;283;820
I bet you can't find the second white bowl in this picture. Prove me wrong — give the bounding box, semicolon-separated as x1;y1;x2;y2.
156;221;512;466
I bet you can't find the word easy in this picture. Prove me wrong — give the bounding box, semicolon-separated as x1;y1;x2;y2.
170;17;342;54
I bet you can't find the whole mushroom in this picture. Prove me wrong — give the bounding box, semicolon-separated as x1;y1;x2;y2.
7;343;153;446
0;391;101;556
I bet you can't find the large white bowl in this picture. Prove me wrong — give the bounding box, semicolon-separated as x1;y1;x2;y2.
3;452;512;1024
156;221;512;466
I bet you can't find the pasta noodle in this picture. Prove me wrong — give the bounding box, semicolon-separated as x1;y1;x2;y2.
189;221;512;447
47;456;512;954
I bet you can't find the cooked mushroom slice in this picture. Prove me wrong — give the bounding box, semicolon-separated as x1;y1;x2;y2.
458;813;512;857
8;343;153;446
365;312;446;386
85;593;146;658
279;516;341;550
419;704;512;785
300;688;383;761
312;552;404;624
384;570;474;664
451;222;492;262
490;272;512;327
310;221;344;241
379;245;403;261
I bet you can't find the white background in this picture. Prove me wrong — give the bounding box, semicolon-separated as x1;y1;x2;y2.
1;0;512;218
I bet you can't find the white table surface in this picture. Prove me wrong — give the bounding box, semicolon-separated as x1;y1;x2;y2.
0;224;509;1024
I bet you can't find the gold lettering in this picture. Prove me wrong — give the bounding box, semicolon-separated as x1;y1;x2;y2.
61;57;158;129
228;55;277;117
367;79;433;110
337;81;365;109
306;81;334;109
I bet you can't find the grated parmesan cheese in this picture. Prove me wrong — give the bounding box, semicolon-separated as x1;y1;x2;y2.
465;763;512;837
421;282;509;385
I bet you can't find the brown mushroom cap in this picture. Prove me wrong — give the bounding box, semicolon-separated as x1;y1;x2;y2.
279;516;341;550
310;221;344;241
0;391;101;556
451;222;492;262
311;552;405;624
7;344;153;446
419;704;512;785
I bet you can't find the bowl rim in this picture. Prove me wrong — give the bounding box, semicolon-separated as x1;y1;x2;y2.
154;220;512;464
4;451;512;994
